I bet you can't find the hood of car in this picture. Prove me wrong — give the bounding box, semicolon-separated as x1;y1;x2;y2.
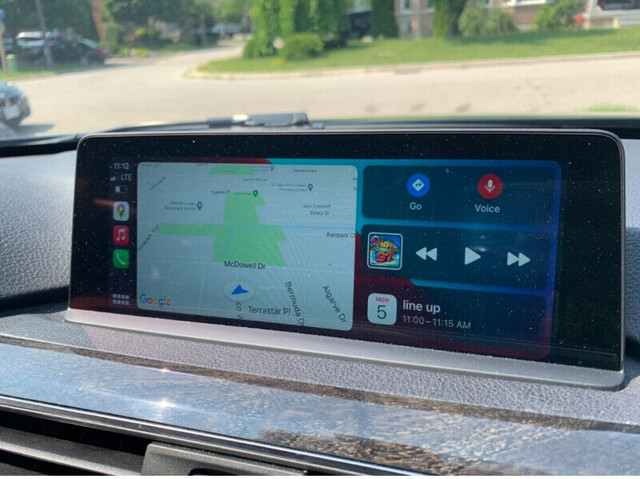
0;82;22;97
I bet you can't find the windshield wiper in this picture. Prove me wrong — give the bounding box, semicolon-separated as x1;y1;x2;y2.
207;112;311;128
105;112;315;133
0;113;316;156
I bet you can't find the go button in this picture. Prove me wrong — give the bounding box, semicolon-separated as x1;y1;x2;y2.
407;173;430;198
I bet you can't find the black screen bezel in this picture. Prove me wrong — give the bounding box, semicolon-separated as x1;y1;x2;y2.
70;130;624;371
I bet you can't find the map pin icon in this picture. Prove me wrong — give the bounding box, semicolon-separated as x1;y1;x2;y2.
253;190;259;197
308;184;313;191
197;201;202;210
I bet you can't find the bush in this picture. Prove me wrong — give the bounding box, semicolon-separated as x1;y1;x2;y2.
132;26;167;48
459;0;516;37
370;0;398;38
484;9;517;36
243;37;263;58
105;22;125;46
313;0;351;43
458;0;485;37
280;33;323;61
432;0;467;38
534;0;582;31
242;36;276;58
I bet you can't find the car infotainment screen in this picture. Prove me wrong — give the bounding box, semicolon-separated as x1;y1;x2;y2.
68;131;624;388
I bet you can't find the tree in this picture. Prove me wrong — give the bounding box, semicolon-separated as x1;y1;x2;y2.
370;0;397;38
534;0;581;31
103;0;176;25
214;0;251;24
279;0;311;38
0;0;97;38
180;0;215;45
312;0;350;45
458;0;516;37
104;0;215;45
250;0;280;55
432;0;466;38
249;0;349;56
278;0;348;42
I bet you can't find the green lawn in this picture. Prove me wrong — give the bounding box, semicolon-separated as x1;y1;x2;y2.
198;26;640;74
0;63;110;81
0;42;212;80
0;66;56;81
588;104;640;113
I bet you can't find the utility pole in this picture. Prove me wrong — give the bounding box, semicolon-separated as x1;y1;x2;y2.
89;0;105;42
0;10;7;74
34;0;53;69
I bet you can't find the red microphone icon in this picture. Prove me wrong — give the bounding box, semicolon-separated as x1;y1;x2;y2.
477;174;503;199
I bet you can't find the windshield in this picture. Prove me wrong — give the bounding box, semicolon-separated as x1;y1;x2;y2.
0;0;638;137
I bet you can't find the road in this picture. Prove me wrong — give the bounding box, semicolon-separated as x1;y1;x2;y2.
11;45;640;135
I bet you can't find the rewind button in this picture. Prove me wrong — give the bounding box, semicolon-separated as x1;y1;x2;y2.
416;247;438;261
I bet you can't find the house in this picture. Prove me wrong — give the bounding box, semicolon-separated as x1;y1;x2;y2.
394;0;640;37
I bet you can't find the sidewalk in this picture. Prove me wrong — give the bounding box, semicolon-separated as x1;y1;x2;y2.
188;50;640;81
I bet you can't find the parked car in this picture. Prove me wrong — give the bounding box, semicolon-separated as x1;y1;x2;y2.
2;37;15;55
0;82;30;127
15;31;107;65
211;23;240;39
15;31;49;63
77;38;109;65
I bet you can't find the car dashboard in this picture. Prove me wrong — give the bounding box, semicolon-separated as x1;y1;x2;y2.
0;124;640;474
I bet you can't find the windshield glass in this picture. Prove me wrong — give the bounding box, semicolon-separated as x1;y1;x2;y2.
0;0;638;137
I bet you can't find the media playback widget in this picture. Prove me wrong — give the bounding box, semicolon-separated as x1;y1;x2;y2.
365;226;550;290
361;162;560;357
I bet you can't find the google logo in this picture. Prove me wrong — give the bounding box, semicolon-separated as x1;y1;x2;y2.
139;294;172;308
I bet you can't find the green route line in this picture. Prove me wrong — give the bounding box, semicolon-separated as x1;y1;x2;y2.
210;164;255;176
157;191;285;266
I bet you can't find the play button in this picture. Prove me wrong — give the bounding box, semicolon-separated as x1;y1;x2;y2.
464;247;481;265
416;247;438;261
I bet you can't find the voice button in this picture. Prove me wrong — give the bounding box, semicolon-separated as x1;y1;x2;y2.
477;174;503;200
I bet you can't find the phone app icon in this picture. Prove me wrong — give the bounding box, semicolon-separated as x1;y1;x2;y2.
113;249;130;269
477;174;503;200
113;225;129;245
113;201;129;221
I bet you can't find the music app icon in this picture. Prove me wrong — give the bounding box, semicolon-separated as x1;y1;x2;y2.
113;225;130;246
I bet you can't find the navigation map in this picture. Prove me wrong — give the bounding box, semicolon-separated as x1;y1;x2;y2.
137;162;358;330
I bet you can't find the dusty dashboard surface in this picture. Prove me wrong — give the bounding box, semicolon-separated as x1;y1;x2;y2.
0;130;636;474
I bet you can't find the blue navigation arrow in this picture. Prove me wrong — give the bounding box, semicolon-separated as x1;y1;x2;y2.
231;284;249;295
